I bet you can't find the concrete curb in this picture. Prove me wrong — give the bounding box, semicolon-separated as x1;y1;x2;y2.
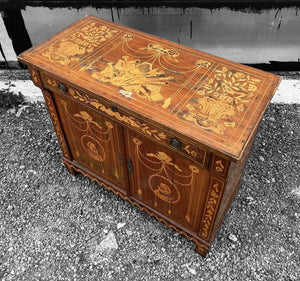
272;79;300;104
0;80;44;103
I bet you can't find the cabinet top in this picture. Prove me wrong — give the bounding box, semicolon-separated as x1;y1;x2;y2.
18;15;281;161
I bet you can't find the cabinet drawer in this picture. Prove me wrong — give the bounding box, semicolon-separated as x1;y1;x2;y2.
41;72;208;167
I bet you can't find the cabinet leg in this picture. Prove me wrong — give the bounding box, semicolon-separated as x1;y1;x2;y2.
63;161;77;175
195;242;209;257
66;165;77;175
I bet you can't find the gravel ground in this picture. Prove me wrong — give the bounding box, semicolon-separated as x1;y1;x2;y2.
0;91;299;280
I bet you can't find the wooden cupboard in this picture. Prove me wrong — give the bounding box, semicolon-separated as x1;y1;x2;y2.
18;15;281;256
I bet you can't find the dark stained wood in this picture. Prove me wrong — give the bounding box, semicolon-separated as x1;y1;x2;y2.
18;15;281;256
52;92;126;191
210;124;260;243
125;129;211;232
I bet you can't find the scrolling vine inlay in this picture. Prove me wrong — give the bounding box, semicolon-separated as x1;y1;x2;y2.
78;33;260;135
181;67;262;134
199;178;224;240
64;86;167;141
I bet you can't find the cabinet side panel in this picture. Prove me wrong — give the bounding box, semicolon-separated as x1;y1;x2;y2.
210;128;258;242
42;89;72;160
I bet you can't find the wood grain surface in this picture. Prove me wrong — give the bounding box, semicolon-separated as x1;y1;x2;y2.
18;15;281;161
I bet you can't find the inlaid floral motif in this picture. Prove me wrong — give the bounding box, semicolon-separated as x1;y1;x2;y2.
91;55;174;102
183;145;206;165
69;23;117;51
67;87;167;141
199;178;224;240
184;145;198;158
47;78;57;87
41;22;117;66
182;67;261;134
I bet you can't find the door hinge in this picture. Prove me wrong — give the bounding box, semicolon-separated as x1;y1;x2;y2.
127;157;133;174
118;151;123;166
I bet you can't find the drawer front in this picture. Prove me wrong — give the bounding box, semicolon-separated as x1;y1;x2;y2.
41;72;209;167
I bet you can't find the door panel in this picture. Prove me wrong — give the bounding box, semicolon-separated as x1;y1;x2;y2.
125;129;210;232
53;92;125;190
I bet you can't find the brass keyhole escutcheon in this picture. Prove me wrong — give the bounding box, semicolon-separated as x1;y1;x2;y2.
58;83;67;93
170;137;182;149
110;105;117;112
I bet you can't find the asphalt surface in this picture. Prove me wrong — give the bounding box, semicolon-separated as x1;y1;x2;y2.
0;72;299;280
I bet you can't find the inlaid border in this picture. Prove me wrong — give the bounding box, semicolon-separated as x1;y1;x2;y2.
199;177;225;241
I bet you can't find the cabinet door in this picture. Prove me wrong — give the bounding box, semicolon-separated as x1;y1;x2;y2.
53;92;125;190
125;129;210;232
